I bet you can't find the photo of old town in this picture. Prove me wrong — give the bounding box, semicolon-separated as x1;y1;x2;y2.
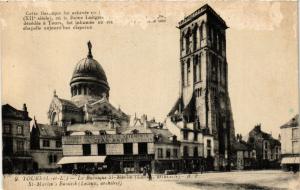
2;2;299;190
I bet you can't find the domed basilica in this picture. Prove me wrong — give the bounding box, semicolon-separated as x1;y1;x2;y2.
48;41;130;131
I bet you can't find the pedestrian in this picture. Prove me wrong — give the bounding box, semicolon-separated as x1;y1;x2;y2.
200;164;204;174
143;166;147;176
147;165;152;181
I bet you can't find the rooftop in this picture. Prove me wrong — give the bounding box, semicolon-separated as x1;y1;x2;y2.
280;114;299;129
178;4;228;29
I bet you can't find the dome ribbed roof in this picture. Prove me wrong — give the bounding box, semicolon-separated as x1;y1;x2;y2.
70;41;109;88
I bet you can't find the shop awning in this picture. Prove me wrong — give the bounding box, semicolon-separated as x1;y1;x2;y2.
57;156;106;165
281;157;300;164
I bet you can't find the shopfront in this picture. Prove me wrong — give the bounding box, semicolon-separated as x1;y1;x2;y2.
107;154;154;173
61;133;155;173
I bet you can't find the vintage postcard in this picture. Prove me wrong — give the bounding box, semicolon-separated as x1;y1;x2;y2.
1;0;299;190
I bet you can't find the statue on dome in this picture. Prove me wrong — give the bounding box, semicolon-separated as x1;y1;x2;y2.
87;41;93;58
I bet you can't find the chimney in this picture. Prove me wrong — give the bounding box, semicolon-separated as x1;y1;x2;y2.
23;103;27;112
255;124;261;131
173;135;177;142
53;89;58;97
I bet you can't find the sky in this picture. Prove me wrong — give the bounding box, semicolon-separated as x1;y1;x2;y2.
1;1;299;138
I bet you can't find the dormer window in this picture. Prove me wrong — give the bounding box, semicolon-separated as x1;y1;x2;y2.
85;130;92;136
131;129;139;134
4;124;11;134
173;135;177;142
17;125;23;135
154;134;162;142
183;131;188;140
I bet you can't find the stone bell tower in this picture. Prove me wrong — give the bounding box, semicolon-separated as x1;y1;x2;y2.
178;4;235;170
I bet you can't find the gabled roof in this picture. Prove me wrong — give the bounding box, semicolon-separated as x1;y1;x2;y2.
34;123;63;138
168;98;183;116
88;97;129;120
58;98;81;111
149;127;179;144
2;104;32;121
121;125;153;134
280;114;299;129
182;95;196;120
248;125;281;148
178;4;228;29
233;140;250;151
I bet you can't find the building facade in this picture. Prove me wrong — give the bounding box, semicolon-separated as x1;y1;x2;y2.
280;114;300;172
232;134;256;170
167;4;235;170
2;104;33;173
166;117;211;171
248;124;281;169
30;118;63;172
150;127;181;173
61;128;155;173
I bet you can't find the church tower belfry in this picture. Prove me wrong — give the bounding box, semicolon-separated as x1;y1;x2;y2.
174;4;235;170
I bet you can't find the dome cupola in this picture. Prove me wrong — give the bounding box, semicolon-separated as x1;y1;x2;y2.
70;41;110;106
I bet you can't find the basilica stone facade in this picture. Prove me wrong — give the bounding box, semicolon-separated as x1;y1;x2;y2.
167;4;235;170
47;41;130;131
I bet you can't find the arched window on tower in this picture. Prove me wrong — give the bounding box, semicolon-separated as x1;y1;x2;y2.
182;61;185;86
195;55;199;82
187;59;191;85
200;53;203;81
200;24;203;41
200;22;204;42
212;56;217;82
181;33;185;53
196;25;200;49
185;33;190;54
193;26;197;51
